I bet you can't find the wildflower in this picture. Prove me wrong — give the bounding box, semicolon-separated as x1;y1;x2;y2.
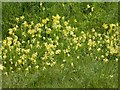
103;58;109;63
8;28;13;35
71;62;74;67
77;56;80;59
61;64;64;69
74;19;77;22
110;75;113;78
46;62;51;66
91;7;94;12
3;54;7;59
55;49;61;54
110;24;116;30
23;21;28;27
16;17;19;22
97;48;101;51
43;67;46;71
18;59;22;65
10;67;13;70
115;58;118;62
64;21;68;26
101;55;104;58
92;28;95;32
63;59;66;63
43;7;45;11
40;2;42;6
35;65;39;69
62;16;65;20
87;4;90;8
46;28;51;34
20;16;25;20
18;68;21;71
25;68;29;71
102;23;108;29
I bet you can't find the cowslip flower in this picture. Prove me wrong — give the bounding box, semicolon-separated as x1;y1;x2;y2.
102;23;108;29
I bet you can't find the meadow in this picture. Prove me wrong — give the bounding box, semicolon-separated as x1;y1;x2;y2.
1;2;119;88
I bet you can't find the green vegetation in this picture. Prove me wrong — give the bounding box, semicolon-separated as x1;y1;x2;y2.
1;2;119;88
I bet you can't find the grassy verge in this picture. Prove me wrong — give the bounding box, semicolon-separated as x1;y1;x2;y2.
1;2;119;88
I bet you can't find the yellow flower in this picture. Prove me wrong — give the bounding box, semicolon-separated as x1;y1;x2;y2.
16;17;19;22
92;28;95;32
23;21;28;27
102;23;108;29
61;64;64;69
25;68;29;71
91;7;94;12
71;62;74;67
18;68;21;71
43;67;46;71
115;58;118;62
20;16;25;20
62;16;65;20
101;55;104;58
64;21;68;26
77;56;80;59
35;65;39;69
87;4;90;8
109;75;113;78
8;28;13;35
18;59;22;65
103;58;109;63
56;14;61;20
74;19;77;22
55;49;61;54
97;48;101;51
110;24;116;30
46;28;52;34
63;59;66;63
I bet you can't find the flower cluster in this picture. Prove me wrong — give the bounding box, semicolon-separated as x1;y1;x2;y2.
1;14;119;75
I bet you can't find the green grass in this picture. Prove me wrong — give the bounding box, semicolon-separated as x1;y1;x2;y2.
1;2;119;88
2;59;118;88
